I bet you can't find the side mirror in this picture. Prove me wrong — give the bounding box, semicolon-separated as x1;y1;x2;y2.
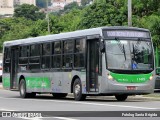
156;67;160;75
100;41;105;52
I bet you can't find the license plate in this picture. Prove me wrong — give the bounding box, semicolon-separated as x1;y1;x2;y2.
126;86;136;90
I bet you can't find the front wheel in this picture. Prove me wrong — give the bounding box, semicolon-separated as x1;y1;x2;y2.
115;94;128;101
73;78;86;101
19;79;36;98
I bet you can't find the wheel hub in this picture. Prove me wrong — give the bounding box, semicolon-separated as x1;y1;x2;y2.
75;84;80;96
20;83;24;95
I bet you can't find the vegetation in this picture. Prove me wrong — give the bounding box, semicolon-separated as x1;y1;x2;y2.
13;4;45;21
1;0;160;51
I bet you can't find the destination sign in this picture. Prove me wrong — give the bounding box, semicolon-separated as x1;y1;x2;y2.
103;30;150;38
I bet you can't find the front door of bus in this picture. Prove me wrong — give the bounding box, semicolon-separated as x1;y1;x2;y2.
10;47;18;89
87;39;99;92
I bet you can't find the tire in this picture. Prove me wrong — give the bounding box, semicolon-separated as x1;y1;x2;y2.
73;78;86;101
52;93;68;98
19;79;36;98
115;94;128;101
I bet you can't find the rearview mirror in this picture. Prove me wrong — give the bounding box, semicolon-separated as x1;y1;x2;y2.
156;67;160;75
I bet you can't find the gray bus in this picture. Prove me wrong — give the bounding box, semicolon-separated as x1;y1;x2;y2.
2;26;155;101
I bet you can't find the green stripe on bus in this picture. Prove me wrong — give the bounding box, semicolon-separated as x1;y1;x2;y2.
2;77;10;88
110;72;152;83
26;77;51;89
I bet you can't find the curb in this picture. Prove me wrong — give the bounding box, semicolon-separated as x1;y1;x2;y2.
132;95;160;101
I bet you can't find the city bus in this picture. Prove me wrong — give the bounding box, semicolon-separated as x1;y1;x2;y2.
2;26;155;101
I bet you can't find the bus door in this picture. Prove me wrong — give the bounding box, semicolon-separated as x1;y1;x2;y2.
10;46;19;89
86;39;99;92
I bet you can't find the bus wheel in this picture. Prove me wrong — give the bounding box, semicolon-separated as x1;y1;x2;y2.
73;78;86;101
115;94;128;101
19;79;36;98
52;93;68;98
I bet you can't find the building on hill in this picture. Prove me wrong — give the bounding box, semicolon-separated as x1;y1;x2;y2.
0;0;36;18
14;0;36;6
0;0;14;17
50;0;81;12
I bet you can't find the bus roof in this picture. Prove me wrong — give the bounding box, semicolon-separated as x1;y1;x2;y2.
3;26;149;47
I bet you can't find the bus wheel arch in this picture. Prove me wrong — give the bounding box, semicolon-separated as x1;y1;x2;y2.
19;75;25;85
71;75;79;93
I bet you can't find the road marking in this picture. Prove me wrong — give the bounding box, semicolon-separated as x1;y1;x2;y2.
18;117;42;120
0;108;17;111
53;117;79;120
0;97;159;110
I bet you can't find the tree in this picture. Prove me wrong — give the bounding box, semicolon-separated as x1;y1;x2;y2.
132;0;160;17
81;0;93;6
137;15;160;46
79;0;127;29
14;4;45;21
58;9;83;32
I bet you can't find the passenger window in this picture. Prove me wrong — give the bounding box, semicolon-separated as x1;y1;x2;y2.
63;40;74;53
19;46;29;57
63;40;74;68
43;43;51;55
30;44;40;56
54;42;61;54
75;39;85;53
52;41;61;68
74;38;85;68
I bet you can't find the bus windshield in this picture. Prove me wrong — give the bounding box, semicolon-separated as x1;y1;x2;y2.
105;39;153;70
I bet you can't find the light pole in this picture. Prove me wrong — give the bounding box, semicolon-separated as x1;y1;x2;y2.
128;0;132;27
46;0;50;33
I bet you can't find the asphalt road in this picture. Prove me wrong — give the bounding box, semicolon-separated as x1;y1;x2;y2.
0;89;160;120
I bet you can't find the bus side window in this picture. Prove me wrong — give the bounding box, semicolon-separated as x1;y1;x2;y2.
63;40;73;68
19;46;29;71
52;41;61;68
29;44;41;70
4;47;11;73
74;38;85;68
42;43;51;69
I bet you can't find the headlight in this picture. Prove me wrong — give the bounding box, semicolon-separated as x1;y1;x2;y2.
108;75;113;80
149;75;153;80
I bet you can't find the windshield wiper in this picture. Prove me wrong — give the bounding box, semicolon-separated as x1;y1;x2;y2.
132;43;136;60
115;38;126;60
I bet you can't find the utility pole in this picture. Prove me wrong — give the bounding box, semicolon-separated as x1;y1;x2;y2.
128;0;132;27
46;0;50;33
